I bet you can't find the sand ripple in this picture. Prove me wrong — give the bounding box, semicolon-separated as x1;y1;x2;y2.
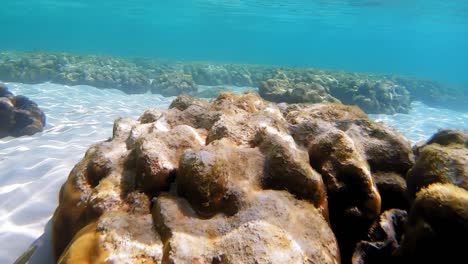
0;83;173;263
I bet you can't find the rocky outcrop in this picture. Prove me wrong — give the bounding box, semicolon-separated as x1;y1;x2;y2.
0;82;46;138
407;129;468;198
52;92;418;263
2;51;464;114
150;71;197;96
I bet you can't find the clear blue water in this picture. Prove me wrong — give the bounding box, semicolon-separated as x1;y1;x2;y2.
1;0;468;85
0;2;468;263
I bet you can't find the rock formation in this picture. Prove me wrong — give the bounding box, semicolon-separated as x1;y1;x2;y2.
398;183;468;262
354;129;468;264
407;129;468;198
354;183;468;264
52;91;418;263
0;82;46;138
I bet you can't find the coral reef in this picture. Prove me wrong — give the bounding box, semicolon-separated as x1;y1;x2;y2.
0;82;45;138
52;92;420;263
1;51;465;114
150;71;197;96
259;70;411;114
259;78;340;104
0;52;151;94
183;63;253;87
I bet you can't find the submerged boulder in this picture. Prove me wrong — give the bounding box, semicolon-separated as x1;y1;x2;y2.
354;183;468;263
0;82;45;138
52;92;417;263
353;130;468;264
398;183;468;262
407;129;468;198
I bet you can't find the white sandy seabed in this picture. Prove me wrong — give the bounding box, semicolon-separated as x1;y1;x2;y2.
0;82;467;263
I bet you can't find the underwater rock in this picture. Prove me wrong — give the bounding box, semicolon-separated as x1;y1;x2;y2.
398;183;468;262
0;82;14;97
354;80;410;114
406;129;468;198
52;92;419;263
150;71;197;96
316;76;411;114
352;209;407;264
259;78;340;104
52;92;342;263
282;102;413;261
0;82;45;138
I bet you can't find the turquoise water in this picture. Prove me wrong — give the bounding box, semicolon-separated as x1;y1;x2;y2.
0;2;468;263
1;0;468;85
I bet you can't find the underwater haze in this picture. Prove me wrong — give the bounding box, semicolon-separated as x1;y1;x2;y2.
1;0;468;85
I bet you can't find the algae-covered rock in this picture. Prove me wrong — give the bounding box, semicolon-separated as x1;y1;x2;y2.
407;129;468;198
398;183;468;262
52;92;420;263
0;82;46;138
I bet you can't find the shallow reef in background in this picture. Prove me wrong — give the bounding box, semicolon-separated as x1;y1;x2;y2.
0;51;466;114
